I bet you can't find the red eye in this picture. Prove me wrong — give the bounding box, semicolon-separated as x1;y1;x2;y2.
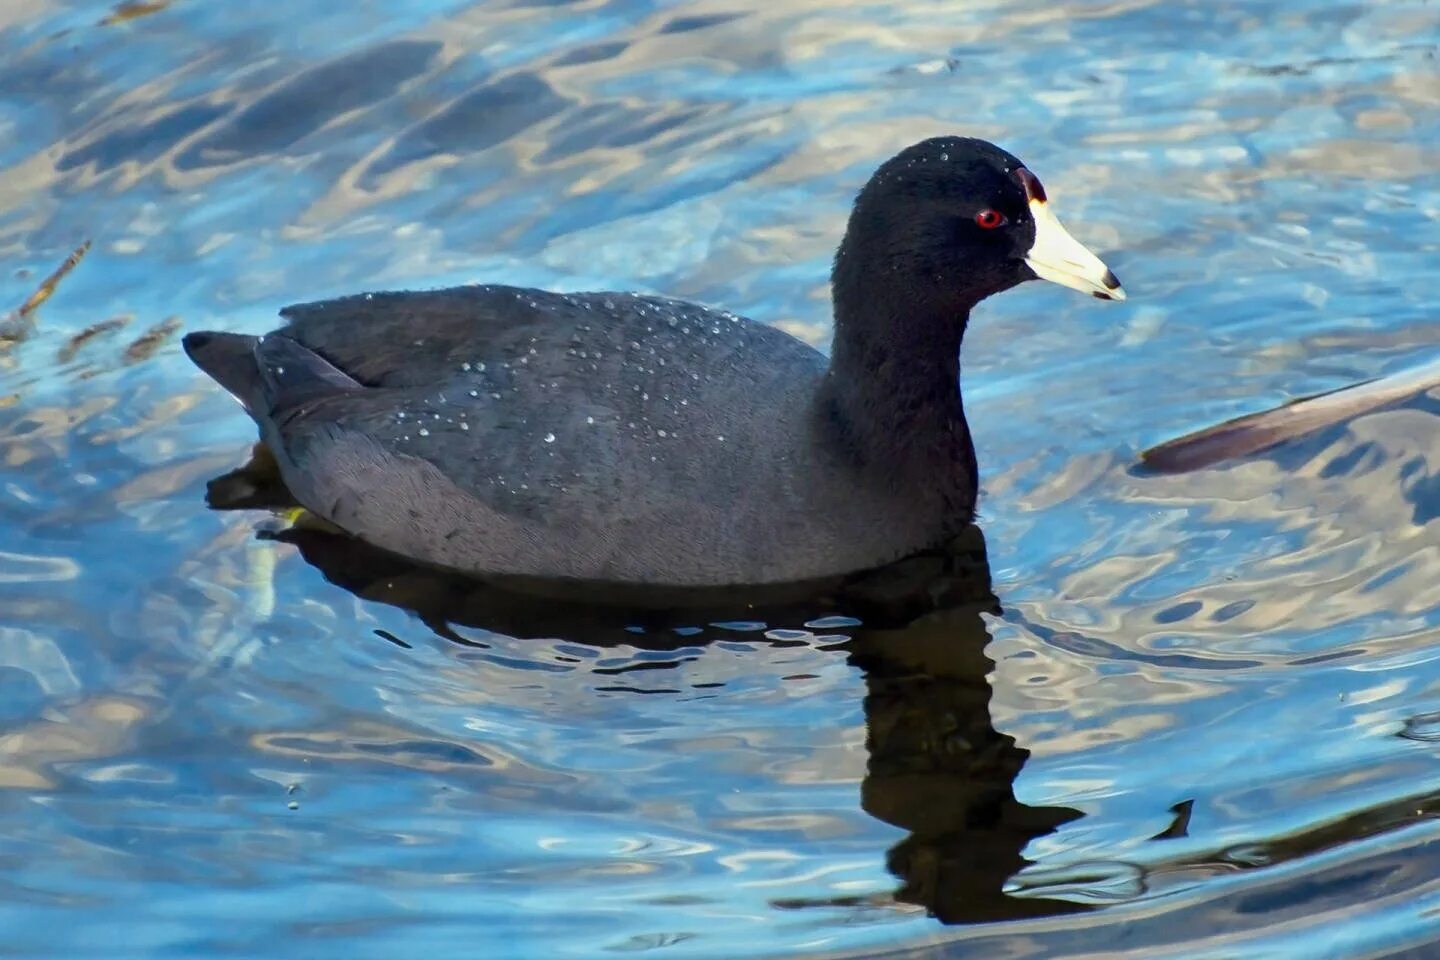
975;209;1006;229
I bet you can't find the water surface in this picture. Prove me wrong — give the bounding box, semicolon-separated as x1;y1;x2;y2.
2;0;1439;957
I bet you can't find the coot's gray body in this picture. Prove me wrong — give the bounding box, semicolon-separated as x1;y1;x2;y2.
185;137;1124;588
188;286;959;585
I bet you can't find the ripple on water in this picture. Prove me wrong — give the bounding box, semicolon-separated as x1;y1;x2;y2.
1;0;1439;957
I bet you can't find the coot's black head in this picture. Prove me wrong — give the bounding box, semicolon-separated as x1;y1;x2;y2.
832;136;1125;318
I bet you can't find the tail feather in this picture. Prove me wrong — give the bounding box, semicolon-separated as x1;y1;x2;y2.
183;331;264;411
252;334;363;420
185;330;365;422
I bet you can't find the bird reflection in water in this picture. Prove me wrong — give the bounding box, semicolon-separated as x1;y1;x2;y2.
207;447;1087;925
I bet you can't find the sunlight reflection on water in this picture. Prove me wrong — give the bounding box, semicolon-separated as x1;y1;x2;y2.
1;0;1438;956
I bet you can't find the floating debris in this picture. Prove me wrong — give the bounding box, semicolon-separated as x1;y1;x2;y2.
15;241;90;321
0;240;92;345
100;0;172;26
1141;356;1440;474
58;314;132;363
123;316;183;364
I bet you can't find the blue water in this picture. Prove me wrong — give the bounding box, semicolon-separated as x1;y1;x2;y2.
2;0;1439;957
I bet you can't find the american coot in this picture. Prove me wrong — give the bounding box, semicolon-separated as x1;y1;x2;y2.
184;136;1125;588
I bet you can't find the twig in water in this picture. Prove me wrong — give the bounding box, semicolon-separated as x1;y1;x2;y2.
1;240;93;346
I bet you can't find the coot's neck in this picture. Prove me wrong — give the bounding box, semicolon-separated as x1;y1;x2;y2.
821;268;981;495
